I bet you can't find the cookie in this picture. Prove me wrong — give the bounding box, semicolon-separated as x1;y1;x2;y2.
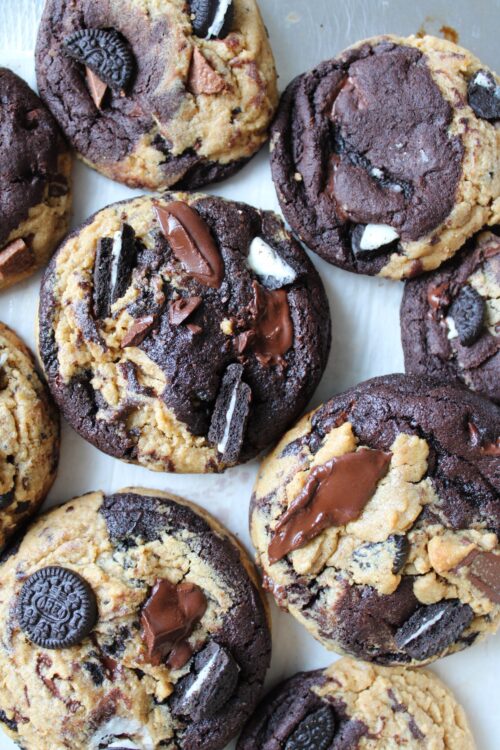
0;322;59;553
0;68;71;290
270;35;500;280
0;488;271;750
401;229;500;403
237;657;475;750
35;0;278;190
250;374;500;666
38;192;330;473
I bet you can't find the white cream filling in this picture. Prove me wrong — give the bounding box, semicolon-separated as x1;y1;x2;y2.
474;71;494;89
110;230;123;297
247;237;296;287
207;0;232;38
90;718;153;750
398;609;445;647
359;224;399;251
218;386;238;454
446;316;459;340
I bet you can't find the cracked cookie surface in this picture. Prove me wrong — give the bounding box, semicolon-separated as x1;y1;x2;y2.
270;34;499;280
38;192;330;473
402;229;500;403
237;657;475;750
0;322;59;552
35;0;278;190
250;374;500;665
0;488;271;750
0;68;71;290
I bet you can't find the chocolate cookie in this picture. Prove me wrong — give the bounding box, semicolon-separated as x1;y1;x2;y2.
0;322;59;552
0;488;271;750
250;374;500;666
38;192;330;473
0;68;71;290
237;658;475;750
402;230;500;403
270;35;499;280
35;0;278;190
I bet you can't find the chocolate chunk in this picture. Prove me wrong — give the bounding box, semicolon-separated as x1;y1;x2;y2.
189;0;234;39
85;67;108;109
171;641;239;720
467;69;500;121
208;363;252;464
463;550;500;604
352;534;410;575
93;237;113;318
239;281;293;366
268;448;392;564
0;238;35;278
121;315;156;348
63;29;135;92
448;285;485;346
351;223;399;256
154;201;224;288
140;579;207;666
188;48;225;95
285;706;336;750
17;566;97;649
169;296;202;326
394;599;473;660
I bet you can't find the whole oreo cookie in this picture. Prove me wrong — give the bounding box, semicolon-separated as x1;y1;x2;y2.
237;658;475;750
270;34;499;280
251;374;500;665
0;68;71;290
0;489;271;750
0;323;59;553
36;0;278;190
402;230;500;403
38;193;330;473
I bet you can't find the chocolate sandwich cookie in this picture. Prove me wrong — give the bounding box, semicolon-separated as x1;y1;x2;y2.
0;323;59;552
402;230;500;403
270;35;499;280
250;374;500;666
38;192;330;473
0;68;71;290
237;657;475;750
0;488;271;750
35;0;278;190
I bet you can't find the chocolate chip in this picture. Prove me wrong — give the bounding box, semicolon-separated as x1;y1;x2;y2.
85;67;108;109
468;69;500;121
208;363;252;464
170;641;239;720
189;0;234;39
121;315;156;348
394;599;473;660
463;550;500;604
448;285;485;346
63;29;135;92
17;566;98;649
285;706;336;750
352;534;410;575
169;296;202;326
0;238;35;278
188;47;225;95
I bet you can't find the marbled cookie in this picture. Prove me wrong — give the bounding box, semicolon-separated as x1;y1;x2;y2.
0;68;71;290
270;35;499;280
237;657;475;750
0;322;59;552
35;0;278;190
0;488;271;750
250;374;500;665
38;192;330;473
402;229;500;403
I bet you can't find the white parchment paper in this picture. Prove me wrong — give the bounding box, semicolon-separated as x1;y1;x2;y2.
0;2;498;748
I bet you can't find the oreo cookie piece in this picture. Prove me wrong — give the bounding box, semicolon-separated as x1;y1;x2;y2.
237;658;475;750
468;69;500;121
39;193;330;473
36;0;277;191
17;566;97;649
251;374;500;665
402;230;500;403
270;35;499;280
0;68;72;290
0;489;271;749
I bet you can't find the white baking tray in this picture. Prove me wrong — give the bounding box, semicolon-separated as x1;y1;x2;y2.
0;1;498;748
